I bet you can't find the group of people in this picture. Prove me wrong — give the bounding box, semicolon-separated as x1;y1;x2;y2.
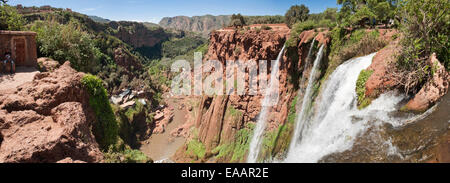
1;52;15;74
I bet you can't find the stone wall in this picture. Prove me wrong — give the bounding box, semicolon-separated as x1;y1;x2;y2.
0;31;37;67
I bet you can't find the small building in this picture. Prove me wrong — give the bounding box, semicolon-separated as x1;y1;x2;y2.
0;31;37;67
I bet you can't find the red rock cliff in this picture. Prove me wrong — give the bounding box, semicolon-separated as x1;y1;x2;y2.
173;25;331;162
0;62;103;163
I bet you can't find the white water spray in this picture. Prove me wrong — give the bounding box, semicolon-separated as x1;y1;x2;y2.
284;53;416;163
288;44;325;154
247;45;285;163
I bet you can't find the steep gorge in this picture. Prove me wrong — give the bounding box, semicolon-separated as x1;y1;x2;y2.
172;25;334;163
170;24;449;163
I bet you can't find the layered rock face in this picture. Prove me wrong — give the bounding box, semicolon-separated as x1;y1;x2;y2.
114;47;142;70
197;27;290;152
173;25;331;162
108;21;169;48
159;15;231;37
0;62;103;163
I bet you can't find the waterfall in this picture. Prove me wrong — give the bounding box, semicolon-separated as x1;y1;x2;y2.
247;45;285;163
284;53;421;163
288;44;325;154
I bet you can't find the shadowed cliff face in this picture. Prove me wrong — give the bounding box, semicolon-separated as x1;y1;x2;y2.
159;15;231;37
172;25;333;162
109;21;170;49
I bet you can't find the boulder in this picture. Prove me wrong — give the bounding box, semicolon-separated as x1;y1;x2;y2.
37;57;60;72
0;62;103;162
365;41;401;98
120;101;136;109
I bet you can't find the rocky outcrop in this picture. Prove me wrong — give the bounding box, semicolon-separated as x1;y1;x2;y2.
108;21;169;48
364;40;449;112
152;107;174;134
0;62;103;163
197;26;290;151
114;47;142;70
159;15;231;37
173;25;332;162
365;40;401;98
37;57;60;72
403;53;450;112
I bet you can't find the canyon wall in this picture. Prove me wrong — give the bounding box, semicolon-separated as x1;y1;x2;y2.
159;15;231;37
173;26;332;162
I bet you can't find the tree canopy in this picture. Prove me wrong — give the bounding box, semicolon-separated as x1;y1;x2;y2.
0;3;25;30
337;0;398;27
229;13;246;27
284;4;310;28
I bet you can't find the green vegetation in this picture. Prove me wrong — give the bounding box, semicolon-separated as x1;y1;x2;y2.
161;35;206;58
337;0;398;28
285;20;316;48
322;28;385;90
259;95;298;160
244;15;284;25
81;74;119;150
260;25;272;30
356;69;374;109
395;0;450;93
124;100;145;122
29;19;103;73
229;13;246;27
285;7;339;49
213;123;254;162
284;4;310;28
104;146;151;163
186;134;207;160
0;3;25;30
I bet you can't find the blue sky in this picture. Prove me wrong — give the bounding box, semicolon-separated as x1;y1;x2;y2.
9;0;339;23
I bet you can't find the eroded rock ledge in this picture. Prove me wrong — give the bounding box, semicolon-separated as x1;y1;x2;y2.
0;62;103;163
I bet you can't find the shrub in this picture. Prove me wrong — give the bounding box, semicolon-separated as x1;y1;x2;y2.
213;123;254;162
260;25;272;30
104;146;151;163
323;28;385;87
356;69;374;109
186;137;206;159
81;74;119;150
229;14;246;27
285;20;316;48
0;4;25;30
395;0;450;93
28;19;103;73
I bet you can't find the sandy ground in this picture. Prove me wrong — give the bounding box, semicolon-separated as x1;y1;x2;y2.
0;67;39;94
140;96;188;161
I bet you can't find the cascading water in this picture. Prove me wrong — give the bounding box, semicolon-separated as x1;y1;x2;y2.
288;44;325;154
247;45;285;163
284;53;422;163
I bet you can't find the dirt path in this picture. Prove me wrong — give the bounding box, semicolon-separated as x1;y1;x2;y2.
140;96;187;161
0;67;39;94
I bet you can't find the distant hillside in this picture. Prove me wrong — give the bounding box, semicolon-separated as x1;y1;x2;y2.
159;15;285;37
88;15;110;23
159;15;231;37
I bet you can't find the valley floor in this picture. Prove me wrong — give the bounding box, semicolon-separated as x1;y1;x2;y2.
140;94;190;162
